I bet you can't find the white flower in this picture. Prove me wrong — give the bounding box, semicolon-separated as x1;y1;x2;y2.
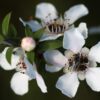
43;42;100;98
63;22;88;53
20;3;88;42
21;37;36;52
0;47;47;95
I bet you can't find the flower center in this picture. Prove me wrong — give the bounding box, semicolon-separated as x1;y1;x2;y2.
16;58;27;74
74;54;89;71
64;53;89;73
45;16;69;34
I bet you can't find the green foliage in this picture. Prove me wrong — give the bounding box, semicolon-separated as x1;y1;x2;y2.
27;51;35;64
0;34;4;42
25;25;33;37
9;24;17;37
33;28;45;39
6;47;13;64
25;25;45;40
38;39;62;52
2;12;11;36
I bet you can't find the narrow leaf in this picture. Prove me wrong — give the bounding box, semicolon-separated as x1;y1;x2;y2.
2;12;11;36
25;25;33;36
9;24;17;37
38;40;62;52
33;28;45;39
0;34;4;42
6;47;13;64
27;51;35;64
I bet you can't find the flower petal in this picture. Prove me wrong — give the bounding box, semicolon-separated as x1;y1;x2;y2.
63;28;85;53
35;3;58;21
10;72;29;95
64;50;74;59
78;71;85;81
86;68;100;92
64;4;89;24
56;72;79;98
44;50;67;67
24;58;36;80
19;18;42;32
77;22;88;39
89;42;100;63
35;71;47;93
39;33;63;42
0;47;18;70
45;64;63;73
0;53;12;70
81;47;89;55
88;61;97;68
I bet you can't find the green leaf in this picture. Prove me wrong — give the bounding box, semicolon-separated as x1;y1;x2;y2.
38;40;62;52
9;24;17;37
25;26;45;40
0;34;4;42
27;51;35;64
25;25;33;36
6;47;13;64
2;12;11;36
33;28;45;39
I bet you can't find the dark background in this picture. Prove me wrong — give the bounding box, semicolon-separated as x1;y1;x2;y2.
0;0;100;100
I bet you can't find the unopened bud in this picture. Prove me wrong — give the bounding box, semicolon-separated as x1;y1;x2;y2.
21;37;36;52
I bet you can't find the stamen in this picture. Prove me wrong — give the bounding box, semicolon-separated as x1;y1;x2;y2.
16;58;27;73
77;64;87;71
58;25;61;33
65;53;89;73
45;16;69;34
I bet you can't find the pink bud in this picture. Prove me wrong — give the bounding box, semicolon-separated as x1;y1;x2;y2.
21;37;36;52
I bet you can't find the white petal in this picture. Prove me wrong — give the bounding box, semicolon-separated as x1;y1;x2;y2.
0;47;17;70
45;64;63;73
64;4;89;24
81;47;90;56
0;53;12;70
10;72;29;95
35;71;47;93
88;61;97;68
39;33;62;42
56;72;79;98
44;50;67;67
77;22;88;39
63;28;85;53
86;68;100;92
64;50;74;59
19;18;42;32
24;58;36;80
78;71;85;81
89;42;100;63
35;3;58;21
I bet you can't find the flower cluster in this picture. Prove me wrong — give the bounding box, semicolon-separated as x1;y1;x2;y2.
0;2;100;98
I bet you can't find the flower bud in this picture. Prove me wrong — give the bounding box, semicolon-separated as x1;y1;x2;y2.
21;37;36;52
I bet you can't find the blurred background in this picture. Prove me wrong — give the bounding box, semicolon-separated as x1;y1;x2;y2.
0;0;100;100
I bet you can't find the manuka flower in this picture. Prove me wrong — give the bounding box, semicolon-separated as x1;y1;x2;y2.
0;47;47;95
20;2;88;42
43;42;100;98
